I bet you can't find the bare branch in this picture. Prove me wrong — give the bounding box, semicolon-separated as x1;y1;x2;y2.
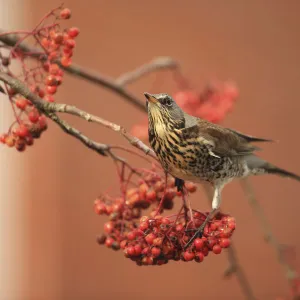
116;56;178;86
240;179;299;297
0;71;157;160
203;185;256;300
46;112;108;156
0;30;178;112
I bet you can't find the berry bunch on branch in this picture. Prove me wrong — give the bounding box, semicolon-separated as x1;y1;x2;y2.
0;5;80;151
0;6;299;300
95;163;236;265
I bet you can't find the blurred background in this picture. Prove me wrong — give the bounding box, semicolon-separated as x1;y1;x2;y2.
1;0;300;299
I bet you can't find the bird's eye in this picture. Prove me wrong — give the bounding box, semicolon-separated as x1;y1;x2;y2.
165;99;172;106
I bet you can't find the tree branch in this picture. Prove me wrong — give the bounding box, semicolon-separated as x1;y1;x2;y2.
202;185;256;300
240;179;299;298
0;30;178;112
0;72;157;162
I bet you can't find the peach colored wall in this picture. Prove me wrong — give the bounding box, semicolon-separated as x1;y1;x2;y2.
2;0;300;299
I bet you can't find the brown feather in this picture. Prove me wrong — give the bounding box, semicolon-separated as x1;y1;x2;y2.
181;119;260;157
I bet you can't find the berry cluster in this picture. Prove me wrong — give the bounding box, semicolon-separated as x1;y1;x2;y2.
131;81;239;140
0;109;47;151
173;81;238;123
0;7;79;151
121;212;235;265
95;167;236;266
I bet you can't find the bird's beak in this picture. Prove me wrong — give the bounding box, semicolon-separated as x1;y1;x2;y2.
144;92;158;104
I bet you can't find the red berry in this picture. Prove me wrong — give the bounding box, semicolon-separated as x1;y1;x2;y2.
195;252;204;262
146;190;156;202
126;246;135;256
154;181;164;192
25;135;34;146
15;125;29;138
28;110;40;123
127;231;136;240
228;221;236;230
210;223;218;231
94;202;106;215
68;27;80;38
219;238;231;248
45;75;57;86
0;134;7;143
175;224;184;232
38;115;47;129
61;56;72;67
183;251;195;261
55;76;63;86
145;233;156;245
63;47;73;57
96;234;106;245
46;85;57;94
153;237;163;247
202;246;209;256
16;98;28;110
207;237;217;249
134;244;142;256
44;95;55;102
161;217;171;225
7;88;16;97
54;33;64;44
48;51;58;61
49;64;60;75
212;244;222;254
41;38;50;48
142;246;150;255
151;247;161;258
104;222;114;234
120;240;127;249
65;39;76;48
139;222;149;231
219;227;232;238
194;238;204;251
106;205;113;215
60;8;71;19
15;138;26;152
139;216;149;223
105;237;114;248
185;182;197;193
5;136;15;147
38;89;45;98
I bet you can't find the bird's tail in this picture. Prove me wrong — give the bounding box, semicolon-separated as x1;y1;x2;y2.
246;155;300;181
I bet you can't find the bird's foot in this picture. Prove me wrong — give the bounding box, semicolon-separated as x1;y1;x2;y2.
184;223;206;250
175;177;185;192
184;209;217;250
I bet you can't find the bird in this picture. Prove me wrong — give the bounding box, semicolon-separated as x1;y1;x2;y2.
144;92;300;247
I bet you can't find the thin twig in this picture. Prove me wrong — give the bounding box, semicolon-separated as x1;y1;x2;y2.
240;178;299;296
46;112;108;156
116;56;177;86
202;185;256;300
0;71;156;160
0;30;178;112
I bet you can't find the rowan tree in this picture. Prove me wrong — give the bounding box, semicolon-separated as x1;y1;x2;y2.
0;6;299;300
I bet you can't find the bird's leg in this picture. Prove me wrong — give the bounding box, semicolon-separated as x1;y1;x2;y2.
175;177;185;192
175;178;190;221
184;184;223;250
155;172;168;215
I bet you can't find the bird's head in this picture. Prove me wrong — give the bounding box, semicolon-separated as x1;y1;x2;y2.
144;92;185;133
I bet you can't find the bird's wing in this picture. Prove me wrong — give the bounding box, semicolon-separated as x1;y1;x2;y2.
225;128;273;143
181;120;260;157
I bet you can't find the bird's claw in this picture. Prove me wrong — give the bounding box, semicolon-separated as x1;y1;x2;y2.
174;178;185;192
184;224;205;250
